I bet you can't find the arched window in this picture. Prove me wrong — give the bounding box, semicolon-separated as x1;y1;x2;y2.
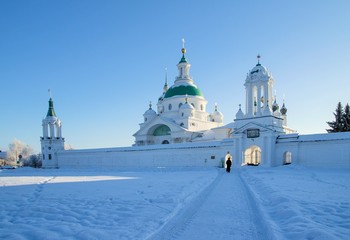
179;103;183;109
200;104;204;111
162;140;169;144
168;104;172;110
153;125;171;136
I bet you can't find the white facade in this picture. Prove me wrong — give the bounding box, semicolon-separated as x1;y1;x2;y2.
41;49;350;169
41;98;65;168
133;46;223;146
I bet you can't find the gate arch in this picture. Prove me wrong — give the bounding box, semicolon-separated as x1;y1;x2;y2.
244;145;261;166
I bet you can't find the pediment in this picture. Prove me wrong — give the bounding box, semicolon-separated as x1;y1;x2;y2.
233;122;276;135
133;116;186;136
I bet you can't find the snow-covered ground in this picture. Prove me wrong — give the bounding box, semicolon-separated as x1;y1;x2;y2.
0;165;349;240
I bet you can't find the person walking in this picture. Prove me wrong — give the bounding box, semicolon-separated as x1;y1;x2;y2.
226;157;232;173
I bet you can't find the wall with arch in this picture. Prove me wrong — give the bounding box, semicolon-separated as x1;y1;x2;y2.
55;132;350;169
275;132;350;168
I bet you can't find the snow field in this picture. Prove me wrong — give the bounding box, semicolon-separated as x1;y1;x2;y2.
241;165;350;239
0;165;349;240
0;168;217;240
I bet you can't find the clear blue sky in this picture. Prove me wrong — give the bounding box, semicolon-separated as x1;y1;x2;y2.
1;0;349;153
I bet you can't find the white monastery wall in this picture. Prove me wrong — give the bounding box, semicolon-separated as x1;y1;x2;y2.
58;141;231;168
56;132;350;169
276;132;350;169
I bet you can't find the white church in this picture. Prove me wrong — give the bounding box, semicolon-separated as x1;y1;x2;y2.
40;43;350;169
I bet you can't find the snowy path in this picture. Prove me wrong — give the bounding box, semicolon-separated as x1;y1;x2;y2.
149;170;271;240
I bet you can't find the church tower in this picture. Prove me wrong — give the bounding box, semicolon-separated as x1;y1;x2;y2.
40;96;64;168
244;55;274;117
234;55;293;134
134;39;223;146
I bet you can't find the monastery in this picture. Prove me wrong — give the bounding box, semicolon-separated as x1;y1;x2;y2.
40;43;350;169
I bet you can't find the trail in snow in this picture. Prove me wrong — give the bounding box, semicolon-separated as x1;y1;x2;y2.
149;170;272;240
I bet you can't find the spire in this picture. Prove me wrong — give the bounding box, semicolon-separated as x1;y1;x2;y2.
149;101;152;110
46;90;57;117
163;67;168;93
46;98;57;117
256;54;261;66
179;38;187;63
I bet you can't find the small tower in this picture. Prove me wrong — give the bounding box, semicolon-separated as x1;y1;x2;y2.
176;38;192;83
40;96;65;168
244;55;274;117
143;102;157;124
210;104;224;123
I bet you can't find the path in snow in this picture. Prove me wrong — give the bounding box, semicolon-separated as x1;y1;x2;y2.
149;170;272;240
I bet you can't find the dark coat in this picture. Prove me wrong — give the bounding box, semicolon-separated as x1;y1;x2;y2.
226;159;232;168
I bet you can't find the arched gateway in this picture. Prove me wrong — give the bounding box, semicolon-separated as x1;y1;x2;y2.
244;145;261;166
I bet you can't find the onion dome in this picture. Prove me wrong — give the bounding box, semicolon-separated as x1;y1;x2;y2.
235;104;244;119
280;102;287;115
144;102;157;117
272;98;279;112
179;47;187;63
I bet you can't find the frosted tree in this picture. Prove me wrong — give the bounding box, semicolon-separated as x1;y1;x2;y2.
6;139;33;165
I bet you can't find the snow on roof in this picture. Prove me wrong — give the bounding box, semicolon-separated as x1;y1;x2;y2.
298;132;350;142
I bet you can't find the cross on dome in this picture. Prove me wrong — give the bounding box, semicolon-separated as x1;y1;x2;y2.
181;38;186;54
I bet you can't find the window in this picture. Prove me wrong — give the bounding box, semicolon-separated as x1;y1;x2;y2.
179;103;183;108
191;103;195;108
43;154;45;160
168;104;172;110
153;125;171;136
200;104;203;111
48;154;52;160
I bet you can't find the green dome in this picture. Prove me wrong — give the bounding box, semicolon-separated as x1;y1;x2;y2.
164;85;204;98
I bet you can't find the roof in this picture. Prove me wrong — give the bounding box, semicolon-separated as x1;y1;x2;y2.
164;85;204;98
46;98;57;117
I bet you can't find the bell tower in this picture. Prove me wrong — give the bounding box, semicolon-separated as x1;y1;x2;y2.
244;55;274;117
40;95;64;168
